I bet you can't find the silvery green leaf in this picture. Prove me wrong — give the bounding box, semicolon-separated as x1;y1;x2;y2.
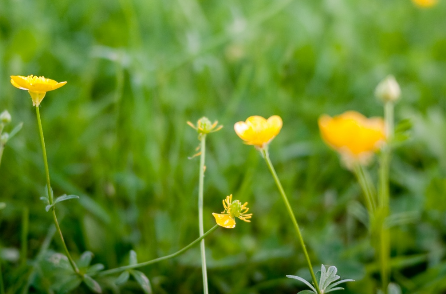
8;122;23;139
325;287;344;293
325;279;355;292
87;263;105;274
131;270;152;294
55;194;79;204
59;276;82;292
319;265;328;290
78;251;94;268
45;204;54;212
297;291;316;294
286;275;317;293
115;271;130;285
129;250;138;265
388;283;402;294
83;275;102;293
322;266;340;290
40;196;49;204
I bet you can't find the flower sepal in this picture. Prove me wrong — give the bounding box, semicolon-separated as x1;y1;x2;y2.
187;117;223;138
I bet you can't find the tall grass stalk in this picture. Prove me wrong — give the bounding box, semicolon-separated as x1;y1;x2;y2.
0;260;4;294
198;134;209;294
261;149;321;294
35;107;80;275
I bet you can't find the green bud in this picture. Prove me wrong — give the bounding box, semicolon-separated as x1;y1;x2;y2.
0;110;11;124
187;117;223;135
375;75;401;103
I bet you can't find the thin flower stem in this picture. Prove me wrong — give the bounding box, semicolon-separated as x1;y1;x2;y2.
262;149;321;294
353;164;377;215
198;134;209;294
21;207;29;266
96;225;219;277
35;107;80;276
378;101;394;294
0;145;3;167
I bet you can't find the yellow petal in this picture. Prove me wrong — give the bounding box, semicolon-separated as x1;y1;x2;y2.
212;213;236;228
11;76;31;90
412;0;437;7
318;111;385;159
234;115;283;147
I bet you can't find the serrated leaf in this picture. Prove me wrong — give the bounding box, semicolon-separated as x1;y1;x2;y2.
83;275;102;293
129;250;138;265
55;194;80;204
297;291;316;294
115;271;130;285
8;122;23;139
131;270;152;294
78;251;94;268
325;287;344;293
59;276;82;292
286;275;317;293
87;263;105;274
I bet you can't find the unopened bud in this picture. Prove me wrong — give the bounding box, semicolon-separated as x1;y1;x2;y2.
0;110;11;124
375;75;401;103
187;117;223;135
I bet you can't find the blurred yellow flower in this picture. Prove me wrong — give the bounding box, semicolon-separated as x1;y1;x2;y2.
234;115;282;149
10;75;67;107
412;0;437;7
212;194;252;228
318;111;386;164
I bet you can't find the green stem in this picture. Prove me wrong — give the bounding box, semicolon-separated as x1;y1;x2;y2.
198;135;209;294
97;225;219;277
262;149;321;294
353;164;377;215
0;145;3;167
378;102;394;294
35;107;80;275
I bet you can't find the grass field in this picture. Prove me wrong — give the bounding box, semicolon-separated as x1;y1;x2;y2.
1;0;446;293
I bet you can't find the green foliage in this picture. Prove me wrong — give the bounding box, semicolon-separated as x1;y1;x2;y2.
1;0;446;293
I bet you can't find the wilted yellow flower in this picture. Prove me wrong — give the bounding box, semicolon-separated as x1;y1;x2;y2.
319;111;386;165
234;115;282;149
212;194;252;229
412;0;437;7
10;75;67;107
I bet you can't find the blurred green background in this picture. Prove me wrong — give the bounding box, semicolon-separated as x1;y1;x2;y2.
1;0;446;293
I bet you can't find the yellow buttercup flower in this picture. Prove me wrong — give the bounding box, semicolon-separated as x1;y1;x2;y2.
318;111;386;165
10;75;67;107
212;195;252;229
412;0;437;7
234;115;282;149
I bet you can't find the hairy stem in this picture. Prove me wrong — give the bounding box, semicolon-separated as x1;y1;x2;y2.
198;135;209;294
97;225;219;277
35;107;80;275
262;149;321;294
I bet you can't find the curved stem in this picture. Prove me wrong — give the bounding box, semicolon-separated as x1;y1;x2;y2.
35;107;80;275
198;135;209;294
96;225;219;277
262;149;321;294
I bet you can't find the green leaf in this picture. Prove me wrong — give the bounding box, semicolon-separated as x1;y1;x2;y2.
87;263;105;274
129;250;138;265
297;291;316;294
59;276;82;293
0;202;5;210
55;194;80;204
286;275;317;293
115;271;130;285
131;270;152;294
83;274;102;293
325;279;355;292
45;204;53;212
325;287;344;293
40;196;49;204
78;251;94;268
8;122;23;139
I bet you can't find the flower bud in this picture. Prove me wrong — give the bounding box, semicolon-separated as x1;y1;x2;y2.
375;75;401;103
187;117;223;135
0;110;11;124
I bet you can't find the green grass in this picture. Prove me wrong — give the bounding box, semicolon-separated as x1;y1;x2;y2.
1;0;446;293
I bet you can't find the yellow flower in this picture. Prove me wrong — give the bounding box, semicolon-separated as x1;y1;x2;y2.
10;75;67;107
318;111;386;165
412;0;437;7
212;194;252;229
234;115;282;149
